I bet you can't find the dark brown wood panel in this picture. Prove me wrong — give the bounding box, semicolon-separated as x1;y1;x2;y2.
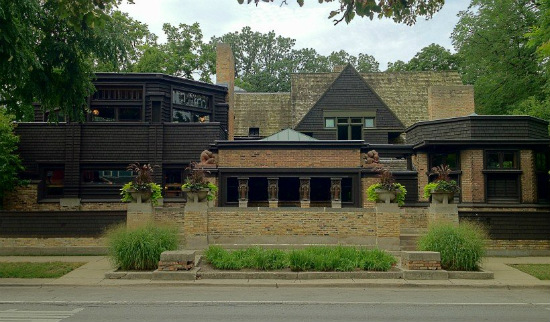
459;211;550;240
0;211;126;237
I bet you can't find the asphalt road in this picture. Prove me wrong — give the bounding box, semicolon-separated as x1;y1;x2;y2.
0;286;548;322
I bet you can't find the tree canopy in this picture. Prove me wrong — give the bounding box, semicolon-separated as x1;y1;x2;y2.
0;0;134;121
240;0;445;25
0;109;25;204
452;0;545;116
386;43;458;71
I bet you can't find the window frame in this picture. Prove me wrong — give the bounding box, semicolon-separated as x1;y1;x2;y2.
483;150;521;203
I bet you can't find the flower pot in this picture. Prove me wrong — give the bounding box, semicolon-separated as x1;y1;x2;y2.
375;189;396;204
130;190;152;203
183;188;209;203
431;191;455;204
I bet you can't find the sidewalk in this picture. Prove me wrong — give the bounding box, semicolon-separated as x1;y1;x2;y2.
1;256;550;288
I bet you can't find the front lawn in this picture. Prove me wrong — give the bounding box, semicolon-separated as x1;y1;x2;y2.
0;262;86;278
509;264;550;280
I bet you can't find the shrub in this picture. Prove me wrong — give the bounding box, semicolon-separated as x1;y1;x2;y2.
360;248;398;271
106;223;178;271
417;221;488;271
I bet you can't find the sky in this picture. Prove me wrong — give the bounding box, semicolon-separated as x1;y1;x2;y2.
119;0;471;71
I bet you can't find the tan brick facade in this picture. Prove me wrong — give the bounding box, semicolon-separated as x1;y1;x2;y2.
460;150;485;203
428;85;475;120
216;43;235;139
412;153;429;202
234;93;291;137
520;150;537;203
234;71;470;137
218;148;361;168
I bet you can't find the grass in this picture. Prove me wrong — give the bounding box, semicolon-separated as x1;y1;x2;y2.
204;246;397;272
0;262;85;278
417;221;488;271
105;223;179;271
509;264;550;280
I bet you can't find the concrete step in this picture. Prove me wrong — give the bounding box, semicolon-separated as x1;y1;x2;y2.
400;234;420;251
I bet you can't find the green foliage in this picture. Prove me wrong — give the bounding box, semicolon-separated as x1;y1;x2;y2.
205;246;396;272
0;110;26;204
106;223;178;271
120;163;162;205
211;26;380;92
0;262;85;278
366;183;407;206
182;163;218;201
452;0;545;116
0;0;136;121
418;221;488;271
423;182;439;199
387;43;458;72
243;0;444;26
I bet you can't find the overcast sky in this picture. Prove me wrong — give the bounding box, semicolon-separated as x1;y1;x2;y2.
119;0;471;71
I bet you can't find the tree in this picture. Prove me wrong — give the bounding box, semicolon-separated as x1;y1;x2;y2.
130;23;216;83
451;0;545;115
92;11;158;72
386;43;457;71
240;0;445;25
0;0;134;121
0;110;25;205
212;27;380;92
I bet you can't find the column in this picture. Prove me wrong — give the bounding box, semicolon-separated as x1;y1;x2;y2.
300;177;310;208
268;177;279;208
238;177;249;208
330;178;342;209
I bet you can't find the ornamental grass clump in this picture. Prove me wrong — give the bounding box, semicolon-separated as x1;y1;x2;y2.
417;221;488;271
106;223;178;271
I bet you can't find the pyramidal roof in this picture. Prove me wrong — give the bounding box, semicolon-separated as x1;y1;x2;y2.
260;128;318;141
295;64;405;131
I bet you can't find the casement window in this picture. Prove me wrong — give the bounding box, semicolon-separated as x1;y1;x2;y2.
323;111;376;140
484;150;520;203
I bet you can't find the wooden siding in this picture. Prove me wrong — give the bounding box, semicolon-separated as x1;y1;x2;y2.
459;211;550;240
406;116;550;147
0;211;126;237
295;65;404;141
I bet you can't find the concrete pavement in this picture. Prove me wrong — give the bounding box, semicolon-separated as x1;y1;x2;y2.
1;255;550;288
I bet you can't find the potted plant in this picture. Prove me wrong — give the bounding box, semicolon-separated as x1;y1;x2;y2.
366;167;407;206
181;162;218;202
423;164;460;204
120;163;162;206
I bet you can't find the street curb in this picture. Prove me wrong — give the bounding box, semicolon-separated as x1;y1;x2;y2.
1;281;550;290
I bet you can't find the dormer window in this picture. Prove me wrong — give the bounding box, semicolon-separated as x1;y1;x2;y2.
323;111;376;140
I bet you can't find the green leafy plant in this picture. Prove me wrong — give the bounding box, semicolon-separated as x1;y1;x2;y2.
105;223;178;271
120;163;162;206
417;221;488;271
366;167;407;206
204;246;397;272
181;162;218;201
423;164;460;199
0;110;28;204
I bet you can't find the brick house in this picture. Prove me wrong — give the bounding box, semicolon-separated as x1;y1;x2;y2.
1;44;549;253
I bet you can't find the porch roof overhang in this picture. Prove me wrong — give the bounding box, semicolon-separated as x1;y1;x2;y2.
412;139;550;150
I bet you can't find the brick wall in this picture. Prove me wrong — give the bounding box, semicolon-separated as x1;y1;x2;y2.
412;153;429;202
0;237;105;248
3;184;60;211
460;150;485;202
428;85;475;120
216;44;235;139
485;240;550;251
520;150;537;203
234;93;292;137
361;177;378;208
218;148;361;168
234;71;468;136
400;208;429;234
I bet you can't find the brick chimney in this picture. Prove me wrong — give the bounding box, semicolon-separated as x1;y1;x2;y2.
216;44;235;140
